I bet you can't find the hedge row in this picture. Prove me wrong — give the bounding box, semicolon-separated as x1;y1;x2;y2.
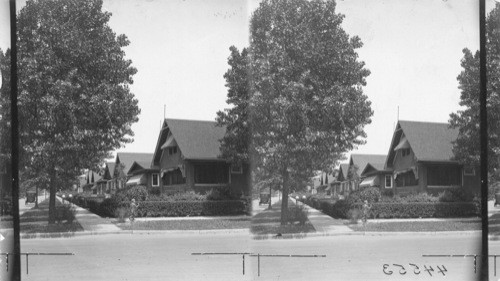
302;198;480;219
135;200;247;217
68;196;248;218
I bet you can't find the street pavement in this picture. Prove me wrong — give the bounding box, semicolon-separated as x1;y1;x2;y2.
6;231;489;280
0;197;496;280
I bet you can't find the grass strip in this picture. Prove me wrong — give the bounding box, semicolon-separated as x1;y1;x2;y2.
349;220;481;232
17;198;84;233
251;199;315;235
117;218;250;231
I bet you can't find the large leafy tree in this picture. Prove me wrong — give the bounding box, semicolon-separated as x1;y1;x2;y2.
449;3;500;181
0;0;140;223
216;46;251;163
249;0;372;224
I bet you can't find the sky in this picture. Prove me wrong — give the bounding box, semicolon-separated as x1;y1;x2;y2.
0;0;497;164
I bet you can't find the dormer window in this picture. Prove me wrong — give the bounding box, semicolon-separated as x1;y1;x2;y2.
168;146;177;155
161;134;178;155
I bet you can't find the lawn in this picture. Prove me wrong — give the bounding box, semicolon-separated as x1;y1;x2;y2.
349;220;481;232
4;198;85;234
251;199;315;236
116;217;251;231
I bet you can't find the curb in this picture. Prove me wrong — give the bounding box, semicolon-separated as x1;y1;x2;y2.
252;230;482;240
19;228;250;239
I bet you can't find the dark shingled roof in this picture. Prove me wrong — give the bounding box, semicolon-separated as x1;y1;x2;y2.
102;162;115;180
339;163;349;180
350;154;387;177
116;153;154;177
398;120;458;162
165;118;226;160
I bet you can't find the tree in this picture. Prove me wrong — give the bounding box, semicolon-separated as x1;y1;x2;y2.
449;3;500;181
0;0;140;223
249;0;372;224
216;46;251;163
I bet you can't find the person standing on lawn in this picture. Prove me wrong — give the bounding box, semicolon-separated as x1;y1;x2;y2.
130;198;139;222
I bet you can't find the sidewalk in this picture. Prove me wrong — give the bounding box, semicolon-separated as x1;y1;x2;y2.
63;197;122;235
23;198;249;238
252;197;483;239
298;201;353;235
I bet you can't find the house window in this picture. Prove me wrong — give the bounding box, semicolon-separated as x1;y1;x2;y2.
194;163;229;184
401;148;411;157
168;146;178;155
231;163;243;174
152;173;159;187
395;171;418;187
428;165;461;186
162;169;185;186
463;166;475;176
385;175;392;188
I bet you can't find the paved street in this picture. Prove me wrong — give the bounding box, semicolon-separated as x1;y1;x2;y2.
0;232;488;280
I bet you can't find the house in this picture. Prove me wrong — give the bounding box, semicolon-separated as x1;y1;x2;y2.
151;118;250;196
336;154;387;194
80;170;101;194
110;152;153;193
359;161;393;190
331;163;349;196
126;155;158;188
384;120;480;195
101;162;115;194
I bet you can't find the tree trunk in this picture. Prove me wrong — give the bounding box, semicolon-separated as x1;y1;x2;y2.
48;166;57;224
280;167;289;225
34;184;39;209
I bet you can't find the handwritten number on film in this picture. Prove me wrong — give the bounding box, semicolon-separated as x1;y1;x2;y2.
383;264;447;276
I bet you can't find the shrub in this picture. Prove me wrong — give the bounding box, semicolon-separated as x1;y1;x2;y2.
347;209;361;224
206;187;236;201
136;200;247;217
150;186;161;196
402;192;438;203
55;204;76;224
381;189;394;197
115;206;129;223
345;187;381;205
369;202;478;219
438;189;472;202
288;205;308;225
118;185;149;201
170;191;207;201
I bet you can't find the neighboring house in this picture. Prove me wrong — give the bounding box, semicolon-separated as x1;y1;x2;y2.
337;154;387;195
111;152;153;193
384;120;480;195
151;118;250;196
126;155;158;188
331;163;349;196
359;161;393;190
102;162;115;194
87;170;102;194
81;170;100;193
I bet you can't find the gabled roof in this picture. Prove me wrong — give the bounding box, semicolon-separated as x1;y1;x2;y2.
153;118;226;163
349;154;387;177
116;153;154;177
361;162;392;177
103;162;115;180
83;170;101;185
386;120;459;167
128;159;158;175
338;163;349;181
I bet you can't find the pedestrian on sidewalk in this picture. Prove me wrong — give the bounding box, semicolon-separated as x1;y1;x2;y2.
129;198;139;222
